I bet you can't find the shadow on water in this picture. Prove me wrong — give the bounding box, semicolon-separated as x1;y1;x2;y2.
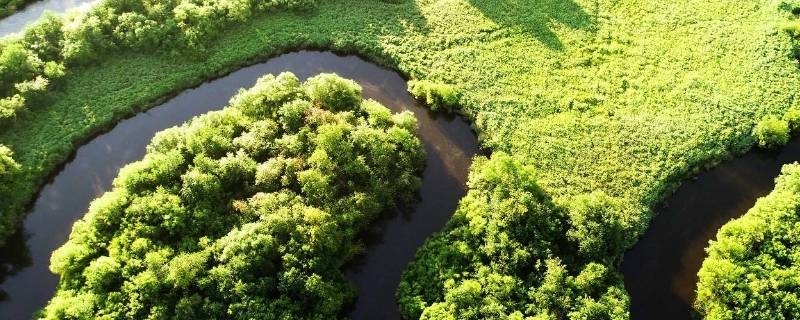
621;137;800;320
0;51;478;319
467;0;596;50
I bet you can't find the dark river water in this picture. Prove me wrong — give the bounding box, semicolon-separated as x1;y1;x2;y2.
0;0;96;37
0;51;478;319
622;140;800;320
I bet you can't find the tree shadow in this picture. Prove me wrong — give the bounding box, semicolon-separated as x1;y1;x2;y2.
468;0;597;50
0;228;33;302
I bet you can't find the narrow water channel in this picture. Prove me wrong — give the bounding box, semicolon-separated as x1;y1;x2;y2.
0;51;478;319
621;139;800;320
0;0;96;37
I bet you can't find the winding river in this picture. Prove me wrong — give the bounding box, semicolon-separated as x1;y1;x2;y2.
622;141;800;320
0;51;478;319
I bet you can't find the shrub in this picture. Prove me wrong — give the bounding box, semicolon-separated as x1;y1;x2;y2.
752;116;790;149
408;80;459;113
696;163;800;319
305;73;362;112
22;13;65;61
397;153;628;319
0;144;19;194
41;73;424;319
0;0;320;122
566;192;630;263
783;106;800;132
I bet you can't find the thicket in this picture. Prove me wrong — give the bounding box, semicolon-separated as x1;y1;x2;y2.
0;0;317;124
695;163;800;320
407;80;459;113
752;116;790;149
40;72;424;319
0;0;318;243
398;153;631;319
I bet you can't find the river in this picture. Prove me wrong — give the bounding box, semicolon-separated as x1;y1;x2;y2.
0;51;478;319
622;140;800;319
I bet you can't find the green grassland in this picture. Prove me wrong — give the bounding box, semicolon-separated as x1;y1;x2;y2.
0;0;798;317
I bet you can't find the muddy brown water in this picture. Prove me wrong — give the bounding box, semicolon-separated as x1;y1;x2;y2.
622;140;800;320
0;51;479;319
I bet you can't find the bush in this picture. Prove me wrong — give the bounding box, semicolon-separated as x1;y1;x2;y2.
0;144;19;194
397;153;628;320
752;116;790;149
696;163;800;319
305;73;362;112
566;192;630;263
42;73;424;319
408;80;459;113
0;0;320;121
783;106;800;132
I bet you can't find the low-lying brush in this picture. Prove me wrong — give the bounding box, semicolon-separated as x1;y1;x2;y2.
41;72;424;319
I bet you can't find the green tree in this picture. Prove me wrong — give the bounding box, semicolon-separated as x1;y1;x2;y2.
696;163;800;320
753;116;790;149
42;73;423;320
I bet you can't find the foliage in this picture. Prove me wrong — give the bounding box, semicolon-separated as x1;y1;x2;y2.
783;106;800;131
408;80;459;113
40;72;424;319
0;0;798;315
565;192;636;264
398;153;628;319
0;0;318;123
0;144;19;238
696;163;800;320
0;144;19;197
753;116;790;149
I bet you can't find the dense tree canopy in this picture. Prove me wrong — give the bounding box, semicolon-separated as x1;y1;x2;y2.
398;153;629;320
41;72;424;319
696;163;800;320
0;0;316;123
0;0;321;244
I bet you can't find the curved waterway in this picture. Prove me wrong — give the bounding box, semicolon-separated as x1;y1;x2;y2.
0;0;96;37
622;139;800;320
0;51;478;319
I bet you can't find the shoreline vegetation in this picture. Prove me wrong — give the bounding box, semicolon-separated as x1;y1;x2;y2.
0;0;798;318
41;72;425;319
696;163;800;319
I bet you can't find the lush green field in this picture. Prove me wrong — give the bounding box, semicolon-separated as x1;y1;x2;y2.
696;163;800;320
0;0;798;318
